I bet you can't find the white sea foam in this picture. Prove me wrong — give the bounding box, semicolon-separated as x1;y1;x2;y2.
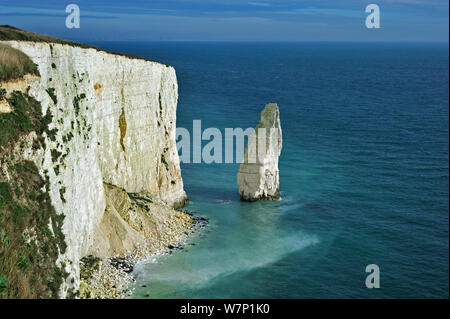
133;231;319;289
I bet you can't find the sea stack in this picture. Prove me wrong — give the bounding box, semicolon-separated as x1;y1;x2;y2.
237;103;282;201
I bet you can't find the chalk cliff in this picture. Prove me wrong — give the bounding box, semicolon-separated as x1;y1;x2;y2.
237;103;282;201
0;38;188;297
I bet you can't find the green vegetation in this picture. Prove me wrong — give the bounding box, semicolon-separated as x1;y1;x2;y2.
161;154;169;170
47;128;58;142
0;42;39;81
0;275;6;290
80;255;101;282
0;161;67;298
119;107;127;152
59;186;66;203
72;93;86;116
51;149;62;163
54;165;60;176
0;91;52;148
0;91;68;298
62;132;74;143
46;87;57;105
0;25;167;66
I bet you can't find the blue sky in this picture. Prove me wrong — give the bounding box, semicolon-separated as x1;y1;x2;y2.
0;0;448;41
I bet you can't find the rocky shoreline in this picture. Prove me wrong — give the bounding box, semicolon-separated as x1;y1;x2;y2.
79;211;209;299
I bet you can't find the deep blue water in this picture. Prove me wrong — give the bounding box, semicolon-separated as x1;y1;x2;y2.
94;42;448;298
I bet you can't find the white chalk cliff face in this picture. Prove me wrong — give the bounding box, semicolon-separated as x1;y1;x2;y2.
1;41;187;296
237;103;282;201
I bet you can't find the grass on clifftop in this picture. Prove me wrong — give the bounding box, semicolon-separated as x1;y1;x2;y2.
0;25;98;50
0;25;167;66
0;43;39;81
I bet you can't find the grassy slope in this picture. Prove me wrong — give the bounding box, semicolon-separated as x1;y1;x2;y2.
0;92;68;298
0;43;39;82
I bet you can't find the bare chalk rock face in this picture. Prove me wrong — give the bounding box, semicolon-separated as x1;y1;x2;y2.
1;40;188;295
237;103;282;201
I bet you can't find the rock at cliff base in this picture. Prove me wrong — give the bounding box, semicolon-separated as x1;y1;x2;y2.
237;103;282;201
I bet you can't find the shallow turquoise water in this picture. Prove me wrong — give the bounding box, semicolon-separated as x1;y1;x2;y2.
95;42;448;298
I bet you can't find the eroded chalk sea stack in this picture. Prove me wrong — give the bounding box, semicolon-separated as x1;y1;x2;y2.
237;103;282;201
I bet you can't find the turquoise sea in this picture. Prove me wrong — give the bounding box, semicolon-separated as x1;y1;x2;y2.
95;42;448;298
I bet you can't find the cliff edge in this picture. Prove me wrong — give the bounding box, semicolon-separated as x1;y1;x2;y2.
0;26;189;298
